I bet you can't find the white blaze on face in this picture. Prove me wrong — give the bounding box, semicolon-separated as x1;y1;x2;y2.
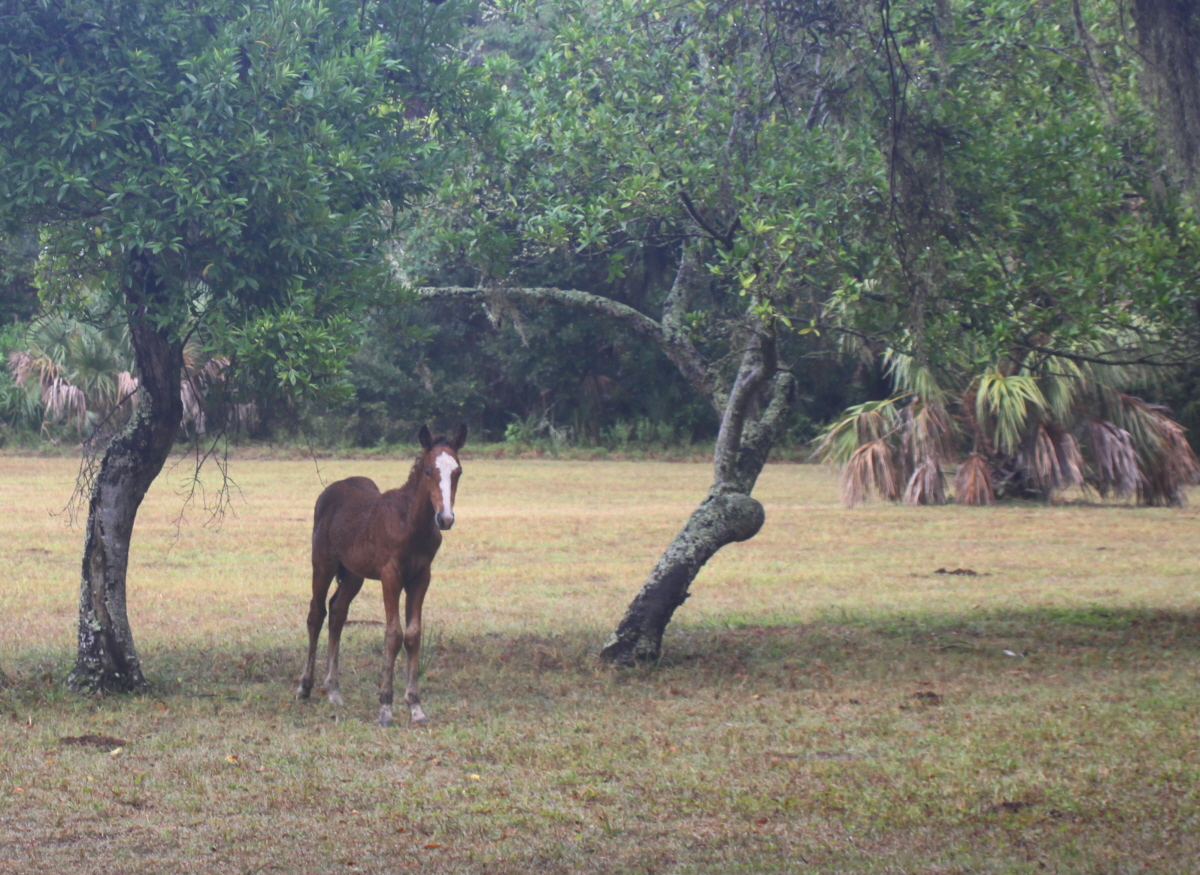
435;451;459;519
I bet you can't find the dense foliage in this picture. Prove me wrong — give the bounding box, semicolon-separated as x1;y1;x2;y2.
1;0;1196;465
0;0;475;691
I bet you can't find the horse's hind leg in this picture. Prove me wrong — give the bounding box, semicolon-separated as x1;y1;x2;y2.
296;558;337;700
322;567;364;707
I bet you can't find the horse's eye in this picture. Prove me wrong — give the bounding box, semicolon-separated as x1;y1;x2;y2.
425;467;433;476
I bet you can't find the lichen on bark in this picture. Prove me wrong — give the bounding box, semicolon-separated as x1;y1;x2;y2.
66;262;183;694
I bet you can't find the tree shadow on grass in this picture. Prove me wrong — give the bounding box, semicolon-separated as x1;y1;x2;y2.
5;606;1198;706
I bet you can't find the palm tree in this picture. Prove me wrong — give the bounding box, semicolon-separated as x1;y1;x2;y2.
817;348;1199;507
6;314;135;439
6;315;248;442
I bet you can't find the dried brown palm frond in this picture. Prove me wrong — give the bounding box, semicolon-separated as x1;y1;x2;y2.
953;452;995;506
841;438;901;507
117;371;138;408
41;377;88;433
1083;418;1143;499
1022;421;1085;494
903;399;952;460
181;378;206;434
904;458;947;505
1139;417;1200;507
8;348;61;394
900;399;951;505
1101;391;1200;506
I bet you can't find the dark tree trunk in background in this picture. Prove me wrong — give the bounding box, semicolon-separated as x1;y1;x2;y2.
1134;0;1200;206
66;259;183;694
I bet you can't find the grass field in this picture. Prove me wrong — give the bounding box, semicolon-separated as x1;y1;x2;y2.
1;453;1198;874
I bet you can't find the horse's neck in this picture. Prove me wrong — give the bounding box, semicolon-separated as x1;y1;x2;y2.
392;471;436;528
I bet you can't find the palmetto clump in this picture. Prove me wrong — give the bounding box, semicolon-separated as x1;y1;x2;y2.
5;315;248;441
817;352;1199;507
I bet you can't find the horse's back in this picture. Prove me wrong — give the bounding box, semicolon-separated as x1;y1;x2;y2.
312;477;384;560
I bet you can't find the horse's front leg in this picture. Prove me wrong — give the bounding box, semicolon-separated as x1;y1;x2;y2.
378;566;404;728
402;570;432;724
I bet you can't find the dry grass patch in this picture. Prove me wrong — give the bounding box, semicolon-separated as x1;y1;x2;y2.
1;456;1198;873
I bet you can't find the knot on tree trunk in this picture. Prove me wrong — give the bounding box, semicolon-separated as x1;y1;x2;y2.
704;491;765;543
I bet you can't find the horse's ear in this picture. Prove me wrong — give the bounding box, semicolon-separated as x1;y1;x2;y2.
418;424;433;450
451;423;468;451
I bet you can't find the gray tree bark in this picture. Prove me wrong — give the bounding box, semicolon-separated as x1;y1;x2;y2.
418;247;795;666
66;257;184;693
598;322;795;665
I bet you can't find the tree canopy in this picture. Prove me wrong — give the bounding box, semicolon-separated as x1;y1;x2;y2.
0;0;468;691
404;0;1200;660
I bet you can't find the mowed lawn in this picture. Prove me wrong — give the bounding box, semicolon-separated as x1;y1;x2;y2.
1;453;1198;874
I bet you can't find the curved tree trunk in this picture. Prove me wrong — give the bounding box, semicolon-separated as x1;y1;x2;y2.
598;487;767;664
419;249;796;667
66;259;183;694
600;323;795;665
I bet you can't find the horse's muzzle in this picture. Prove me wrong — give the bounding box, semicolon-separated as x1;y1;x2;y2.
436;512;455;531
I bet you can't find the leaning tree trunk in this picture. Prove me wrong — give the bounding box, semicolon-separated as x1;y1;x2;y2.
600;322;795;665
418;248;797;666
66;259;183;694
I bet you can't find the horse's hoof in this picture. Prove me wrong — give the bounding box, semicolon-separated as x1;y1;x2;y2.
295;686;311;700
327;690;345;708
379;705;394;728
410;704;428;725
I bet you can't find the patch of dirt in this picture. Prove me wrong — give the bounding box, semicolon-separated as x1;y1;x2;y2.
934;567;981;576
990;800;1035;815
58;734;129;748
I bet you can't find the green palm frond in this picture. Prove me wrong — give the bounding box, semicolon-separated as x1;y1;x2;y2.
885;350;946;403
1036;358;1085;424
975;372;1046;454
814;397;904;465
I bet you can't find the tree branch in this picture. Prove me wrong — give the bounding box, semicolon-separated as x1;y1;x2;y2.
416;283;719;408
713;314;777;490
1011;339;1195;368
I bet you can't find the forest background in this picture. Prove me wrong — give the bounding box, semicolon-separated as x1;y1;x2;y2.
2;0;1198;466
